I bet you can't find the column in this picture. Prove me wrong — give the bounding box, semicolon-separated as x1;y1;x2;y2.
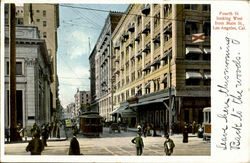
141;14;145;78
129;32;132;83
160;4;165;68
135;16;139;80
123;41;126;86
119;42;122;87
150;4;155;72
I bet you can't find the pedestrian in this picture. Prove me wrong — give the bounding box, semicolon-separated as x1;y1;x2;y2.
131;133;144;156
164;133;175;155
24;128;28;141
68;131;81;155
192;121;196;135
183;124;188;143
137;124;142;135
57;123;60;138
26;131;44;155
31;123;40;138
41;125;49;147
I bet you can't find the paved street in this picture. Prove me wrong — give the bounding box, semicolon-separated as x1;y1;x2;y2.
4;128;210;156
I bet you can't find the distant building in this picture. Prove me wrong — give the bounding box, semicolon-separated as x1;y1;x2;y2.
4;25;53;129
74;89;91;118
66;102;75;118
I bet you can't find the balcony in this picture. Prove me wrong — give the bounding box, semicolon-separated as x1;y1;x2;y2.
142;43;151;53
153;35;160;43
135;33;141;42
142;24;150;34
141;4;150;16
114;43;120;50
164;24;172;35
128;24;135;32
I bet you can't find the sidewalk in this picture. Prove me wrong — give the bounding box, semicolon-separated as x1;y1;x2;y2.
127;127;199;138
5;136;67;144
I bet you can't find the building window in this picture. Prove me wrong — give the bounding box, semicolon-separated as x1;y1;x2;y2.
131;88;135;96
185;69;202;86
203;22;211;36
43;21;47;27
16;18;23;25
154;12;160;28
6;62;22;75
37;19;40;22
43;32;47;38
43;10;46;16
137;15;141;26
202;4;210;11
185;21;198;35
36;10;40;13
184;4;198;10
126;90;129;99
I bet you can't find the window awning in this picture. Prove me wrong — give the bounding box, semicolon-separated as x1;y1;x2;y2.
186;47;203;55
151;58;161;66
186;72;203;79
110;106;128;115
145;82;151;89
142;65;151;71
185;19;199;23
204;48;211;54
130;98;168;108
161;75;168;83
161;49;172;60
204;72;211;79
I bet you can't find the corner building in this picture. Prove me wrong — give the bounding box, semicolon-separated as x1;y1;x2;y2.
111;4;211;131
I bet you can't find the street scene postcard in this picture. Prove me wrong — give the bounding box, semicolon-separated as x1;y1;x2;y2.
0;0;249;163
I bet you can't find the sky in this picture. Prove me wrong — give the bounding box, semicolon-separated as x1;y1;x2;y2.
57;4;129;108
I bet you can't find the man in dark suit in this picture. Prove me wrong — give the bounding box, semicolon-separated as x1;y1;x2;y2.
68;131;81;155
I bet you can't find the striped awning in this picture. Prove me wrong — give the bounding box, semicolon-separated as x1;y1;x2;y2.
204;48;211;54
186;47;203;55
130;98;168;108
145;82;151;89
186;72;203;79
161;75;168;83
204;72;211;79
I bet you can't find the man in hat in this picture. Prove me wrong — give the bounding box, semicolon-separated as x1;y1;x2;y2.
164;133;175;155
131;133;144;156
26;131;44;155
68;130;81;155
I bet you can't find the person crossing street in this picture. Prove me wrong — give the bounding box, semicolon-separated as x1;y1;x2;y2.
131;133;144;156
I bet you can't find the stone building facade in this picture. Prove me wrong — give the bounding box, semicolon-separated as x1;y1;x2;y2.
4;26;53;130
23;4;60;122
94;12;123;121
111;4;211;131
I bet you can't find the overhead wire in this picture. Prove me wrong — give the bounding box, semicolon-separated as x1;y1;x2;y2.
59;4;211;24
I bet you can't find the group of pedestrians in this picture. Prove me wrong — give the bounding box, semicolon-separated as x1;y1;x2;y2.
26;122;82;155
131;125;175;156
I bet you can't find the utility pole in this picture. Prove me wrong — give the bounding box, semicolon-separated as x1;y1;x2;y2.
168;53;172;136
9;3;21;141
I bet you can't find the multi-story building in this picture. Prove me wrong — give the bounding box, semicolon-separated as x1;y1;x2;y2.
111;4;211;131
66;102;75;118
89;45;98;112
94;12;123;121
23;4;60;122
4;25;53;130
74;89;91;118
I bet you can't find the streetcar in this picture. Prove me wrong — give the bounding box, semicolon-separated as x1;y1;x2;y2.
203;107;211;140
79;112;103;137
